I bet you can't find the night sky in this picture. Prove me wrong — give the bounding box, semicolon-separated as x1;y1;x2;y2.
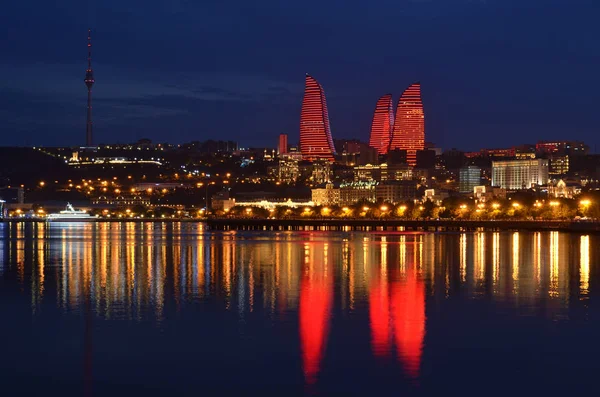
2;0;599;151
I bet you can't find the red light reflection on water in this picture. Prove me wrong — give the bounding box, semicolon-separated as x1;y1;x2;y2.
299;266;332;384
370;271;425;378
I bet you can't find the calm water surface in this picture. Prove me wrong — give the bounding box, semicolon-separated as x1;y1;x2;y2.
1;222;599;396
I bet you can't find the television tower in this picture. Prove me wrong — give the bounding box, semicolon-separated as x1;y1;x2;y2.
84;29;95;147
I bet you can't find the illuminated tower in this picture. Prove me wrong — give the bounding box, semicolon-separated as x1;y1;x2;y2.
368;94;395;155
299;74;336;162
389;83;424;166
84;29;95;147
278;133;288;155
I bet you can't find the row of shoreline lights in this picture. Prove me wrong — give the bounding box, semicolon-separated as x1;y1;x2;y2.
240;199;594;216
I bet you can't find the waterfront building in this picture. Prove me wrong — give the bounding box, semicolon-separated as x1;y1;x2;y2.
368;94;395;154
375;181;418;203
459;166;481;193
211;190;236;212
354;163;412;183
278;134;288;155
233;199;315;210
311;183;340;206
339;182;377;205
299;74;336;162
491;159;549;190
389;83;425;166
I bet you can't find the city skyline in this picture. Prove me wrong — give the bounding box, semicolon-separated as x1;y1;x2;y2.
1;1;599;150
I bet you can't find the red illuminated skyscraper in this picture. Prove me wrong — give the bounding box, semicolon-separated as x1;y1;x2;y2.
389;83;424;166
299;74;336;162
368;94;395;155
278;133;288;155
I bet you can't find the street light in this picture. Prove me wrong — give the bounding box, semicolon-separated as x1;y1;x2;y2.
380;205;388;212
580;199;592;207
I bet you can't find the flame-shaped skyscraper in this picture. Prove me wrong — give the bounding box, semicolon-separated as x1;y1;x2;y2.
389;83;424;166
84;29;95;147
368;94;395;155
299;74;336;162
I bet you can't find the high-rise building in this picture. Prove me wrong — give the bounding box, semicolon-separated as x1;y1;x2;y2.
389;83;424;166
299;74;336;162
491;159;549;190
368;94;394;154
278;134;288;155
84;29;95;147
459;166;481;193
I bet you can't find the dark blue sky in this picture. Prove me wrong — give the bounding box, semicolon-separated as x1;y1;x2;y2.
1;0;599;151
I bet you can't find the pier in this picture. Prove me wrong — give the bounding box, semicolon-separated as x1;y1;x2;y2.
205;218;600;233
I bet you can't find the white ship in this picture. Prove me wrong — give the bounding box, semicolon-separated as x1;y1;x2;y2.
46;203;97;222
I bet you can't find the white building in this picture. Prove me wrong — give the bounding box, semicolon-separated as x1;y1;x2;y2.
491;159;549;190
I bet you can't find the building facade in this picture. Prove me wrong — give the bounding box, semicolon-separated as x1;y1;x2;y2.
389;83;425;166
278;156;301;184
368;94;395;155
339;182;377;205
353;163;412;183
278;134;288;155
491;159;549;190
459;166;481;193
549;155;569;175
299;74;336;162
311;183;340;206
375;181;418;203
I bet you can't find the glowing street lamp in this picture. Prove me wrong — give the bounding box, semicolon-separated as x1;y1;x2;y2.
512;202;521;209
380;205;388;212
363;206;370;212
580;199;592;207
549;201;560;207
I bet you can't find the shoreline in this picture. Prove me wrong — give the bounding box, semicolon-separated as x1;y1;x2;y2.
2;217;600;233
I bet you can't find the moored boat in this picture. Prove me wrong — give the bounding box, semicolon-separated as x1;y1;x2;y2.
46;203;97;222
